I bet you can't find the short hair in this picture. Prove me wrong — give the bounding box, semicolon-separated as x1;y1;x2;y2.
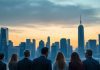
0;53;4;60
24;50;30;57
86;49;92;57
41;47;49;55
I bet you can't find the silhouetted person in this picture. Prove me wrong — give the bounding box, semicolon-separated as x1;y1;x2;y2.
33;47;52;70
17;50;32;70
0;53;6;70
83;49;100;70
69;52;84;70
9;54;18;70
53;52;68;70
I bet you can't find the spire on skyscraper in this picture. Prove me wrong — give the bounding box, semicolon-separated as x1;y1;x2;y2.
80;15;82;25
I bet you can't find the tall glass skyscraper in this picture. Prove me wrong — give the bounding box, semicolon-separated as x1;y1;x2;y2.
78;16;85;57
0;27;9;61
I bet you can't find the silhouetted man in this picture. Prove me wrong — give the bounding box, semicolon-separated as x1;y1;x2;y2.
0;53;6;70
83;49;100;70
33;47;52;70
17;50;32;70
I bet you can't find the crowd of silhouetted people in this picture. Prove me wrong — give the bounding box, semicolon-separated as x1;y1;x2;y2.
0;47;100;70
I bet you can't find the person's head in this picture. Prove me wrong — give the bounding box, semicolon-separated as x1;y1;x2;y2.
56;52;65;62
24;50;30;58
71;52;81;63
0;53;4;61
10;54;18;63
85;49;92;58
41;47;49;57
56;52;66;70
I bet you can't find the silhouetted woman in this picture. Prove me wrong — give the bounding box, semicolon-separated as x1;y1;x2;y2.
53;52;68;70
8;54;18;70
69;52;84;70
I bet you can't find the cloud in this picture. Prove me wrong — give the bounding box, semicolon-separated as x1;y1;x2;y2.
0;0;100;27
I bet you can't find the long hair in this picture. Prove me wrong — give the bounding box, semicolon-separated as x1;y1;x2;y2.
70;52;82;64
56;52;66;70
9;54;18;63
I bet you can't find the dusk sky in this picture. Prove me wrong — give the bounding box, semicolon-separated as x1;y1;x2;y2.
0;0;100;48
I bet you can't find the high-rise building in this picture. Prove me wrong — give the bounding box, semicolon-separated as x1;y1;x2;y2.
46;36;51;58
31;39;36;58
36;40;45;57
67;39;72;58
78;16;85;57
50;42;59;62
19;42;26;58
8;40;13;60
26;39;31;50
98;34;100;47
98;34;100;57
60;38;67;58
0;27;9;61
46;36;50;51
88;40;97;56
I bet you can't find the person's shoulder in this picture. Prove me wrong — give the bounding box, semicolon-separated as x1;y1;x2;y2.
33;57;39;62
46;59;52;63
3;62;6;66
83;59;89;64
92;58;99;64
0;61;6;65
18;59;24;64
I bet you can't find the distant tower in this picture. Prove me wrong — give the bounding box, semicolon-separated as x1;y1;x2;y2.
78;16;85;57
88;40;97;56
46;36;50;51
98;34;100;56
0;27;9;61
31;39;36;58
36;40;45;57
99;34;100;47
67;39;72;58
26;39;31;50
19;42;26;58
60;38;67;58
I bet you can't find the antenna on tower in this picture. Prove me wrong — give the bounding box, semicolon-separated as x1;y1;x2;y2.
80;15;82;25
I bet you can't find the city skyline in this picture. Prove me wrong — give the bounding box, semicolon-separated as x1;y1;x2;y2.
0;26;100;62
7;23;100;48
0;0;100;48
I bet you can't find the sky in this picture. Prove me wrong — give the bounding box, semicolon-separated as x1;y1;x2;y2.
0;0;100;48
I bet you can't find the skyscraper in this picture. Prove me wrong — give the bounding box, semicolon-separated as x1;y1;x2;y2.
88;40;97;56
31;39;36;58
67;39;72;58
19;42;26;58
50;42;59;62
78;16;85;57
98;34;100;57
46;36;50;50
0;27;9;61
60;38;67;58
26;39;31;50
99;34;100;47
36;40;45;57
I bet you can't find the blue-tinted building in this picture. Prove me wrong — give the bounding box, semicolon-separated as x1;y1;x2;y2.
36;40;45;57
98;34;100;55
31;39;36;59
50;42;59;62
78;16;85;57
88;40;97;56
67;39;72;58
46;36;50;51
60;38;67;58
0;27;9;61
26;39;31;50
19;42;26;58
8;40;13;60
